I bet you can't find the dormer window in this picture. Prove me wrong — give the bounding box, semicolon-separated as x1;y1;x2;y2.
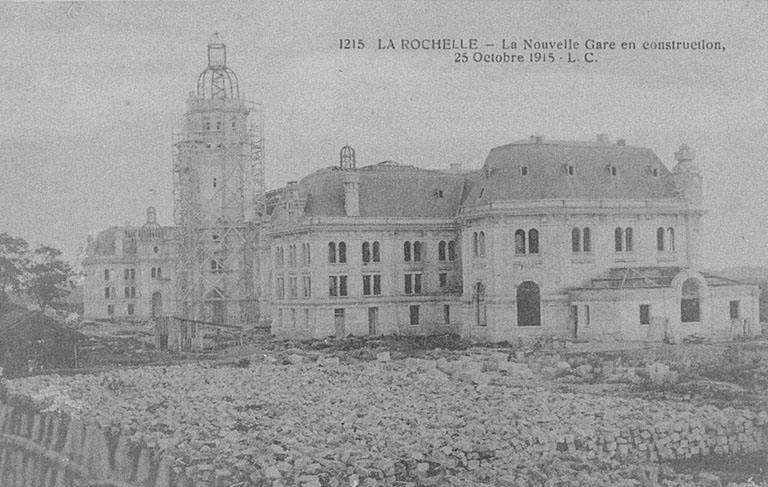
606;165;617;177
520;165;529;176
435;189;444;198
565;164;575;176
650;167;659;177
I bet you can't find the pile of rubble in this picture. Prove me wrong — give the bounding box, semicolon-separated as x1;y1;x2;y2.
6;351;768;486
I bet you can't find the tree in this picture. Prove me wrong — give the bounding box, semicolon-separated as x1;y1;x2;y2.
0;233;29;311
23;245;73;311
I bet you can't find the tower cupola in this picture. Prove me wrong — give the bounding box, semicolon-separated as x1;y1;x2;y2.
196;32;240;100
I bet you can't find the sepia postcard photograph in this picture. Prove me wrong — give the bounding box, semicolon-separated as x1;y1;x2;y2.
1;1;767;486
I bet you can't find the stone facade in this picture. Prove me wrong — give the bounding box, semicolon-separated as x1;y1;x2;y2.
82;208;177;321
81;41;758;342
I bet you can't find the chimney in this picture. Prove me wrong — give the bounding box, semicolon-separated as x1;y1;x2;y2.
449;162;462;173
530;135;544;144
343;173;360;217
616;139;626;147
596;133;610;144
675;144;695;163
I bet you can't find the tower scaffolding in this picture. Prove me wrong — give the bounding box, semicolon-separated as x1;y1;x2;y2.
172;33;265;326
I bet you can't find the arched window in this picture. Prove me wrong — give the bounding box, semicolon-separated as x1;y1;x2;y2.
362;242;371;263
151;267;156;279
681;278;701;323
667;227;675;251
572;228;581;252
328;242;336;263
438;241;447;261
625;227;633;252
614;228;623;252
472;233;478;257
528;229;539;254
583;227;591;252
413;241;422;262
478;232;486;257
404;241;412;261
657;227;665;251
372;241;380;262
473;282;486;327
448;241;457;261
157;268;162;278
515;229;526;254
517;281;541;326
338;242;347;263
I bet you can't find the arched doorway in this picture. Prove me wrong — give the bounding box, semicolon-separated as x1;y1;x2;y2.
517;281;541;326
151;292;163;318
681;278;701;323
473;282;486;327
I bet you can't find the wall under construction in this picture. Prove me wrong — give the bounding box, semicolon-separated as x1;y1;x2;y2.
172;35;265;327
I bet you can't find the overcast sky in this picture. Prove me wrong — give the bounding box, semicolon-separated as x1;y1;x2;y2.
1;1;767;270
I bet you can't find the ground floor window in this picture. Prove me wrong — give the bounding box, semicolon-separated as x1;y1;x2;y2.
639;304;651;325
127;304;135;316
443;304;450;325
410;305;420;326
729;300;740;320
473;282;486;327
107;304;114;316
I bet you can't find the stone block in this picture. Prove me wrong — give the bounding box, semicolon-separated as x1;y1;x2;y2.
286;354;304;365
376;351;391;362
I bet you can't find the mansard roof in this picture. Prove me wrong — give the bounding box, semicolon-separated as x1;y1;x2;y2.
462;139;678;206
295;162;466;219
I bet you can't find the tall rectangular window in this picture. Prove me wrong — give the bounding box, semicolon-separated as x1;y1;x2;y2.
730;300;740;320
639;304;651;325
124;269;130;280
127;304;135;316
329;275;348;297
410;305;420;326
439;272;447;288
105;287;111;299
276;278;285;299
104;269;110;281
302;276;312;297
363;275;371;296
289;277;298;298
444;304;450;325
373;274;381;295
124;287;130;299
107;305;114;316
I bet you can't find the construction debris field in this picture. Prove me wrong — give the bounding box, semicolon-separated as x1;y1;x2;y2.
5;331;768;487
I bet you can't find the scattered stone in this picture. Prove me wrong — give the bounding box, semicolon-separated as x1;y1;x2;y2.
376;351;391;362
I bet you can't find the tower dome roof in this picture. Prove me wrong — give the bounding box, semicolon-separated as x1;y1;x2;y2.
196;32;240;100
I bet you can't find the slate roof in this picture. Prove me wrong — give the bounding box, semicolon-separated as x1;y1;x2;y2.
296;162;466;219
463;139;678;206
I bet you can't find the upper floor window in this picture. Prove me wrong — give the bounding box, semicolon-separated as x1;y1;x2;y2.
448;241;457;261
363;274;382;296
478;232;485;257
438;241;447;261
275;247;284;267
572;227;591;252
615;227;634;252
104;269;110;281
515;229;539;254
211;259;224;274
657;227;675;251
302;243;311;266
520;165;529;176
404;273;422;295
472;233;478;257
362;241;381;263
276;277;285;299
328;242;347;264
404;241;423;262
288;245;297;267
329;275;348;297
